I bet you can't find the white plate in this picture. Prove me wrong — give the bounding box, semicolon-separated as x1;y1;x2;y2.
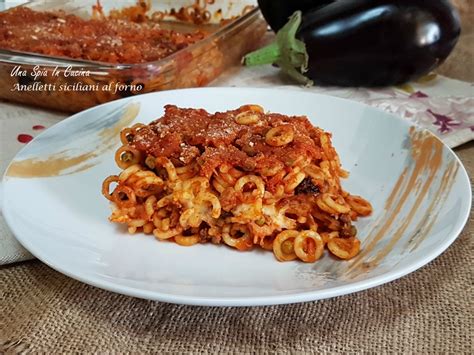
2;88;471;306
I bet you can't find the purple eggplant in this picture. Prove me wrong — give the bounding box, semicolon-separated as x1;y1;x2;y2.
258;0;336;32
245;0;461;86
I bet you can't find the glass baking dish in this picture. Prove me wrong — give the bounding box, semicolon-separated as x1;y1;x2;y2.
0;0;266;112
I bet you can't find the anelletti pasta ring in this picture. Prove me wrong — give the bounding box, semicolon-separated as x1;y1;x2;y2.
235;111;260;125
346;195;373;216
283;170;306;193
196;192;221;219
112;185;137;208
234;175;265;198
327;237;361;260
238;104;264;113
273;230;299;262
175;234;200;246
102;175;120;201
153;227;183;241
132;174;163;198
154;157;178;182
294;231;325;263
317;193;351;214
120;127;135;145
265;125;294;147
115;146;143;170
222;224;253;251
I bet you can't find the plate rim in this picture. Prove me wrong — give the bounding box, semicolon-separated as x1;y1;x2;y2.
2;87;472;306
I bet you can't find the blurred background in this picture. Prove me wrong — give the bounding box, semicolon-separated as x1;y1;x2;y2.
437;0;473;81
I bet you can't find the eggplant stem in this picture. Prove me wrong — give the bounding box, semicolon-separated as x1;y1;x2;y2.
243;42;281;66
244;11;313;86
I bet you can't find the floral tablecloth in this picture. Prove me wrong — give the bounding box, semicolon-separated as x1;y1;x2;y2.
0;65;473;265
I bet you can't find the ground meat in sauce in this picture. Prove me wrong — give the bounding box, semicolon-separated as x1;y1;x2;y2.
0;7;207;64
199;227;210;243
295;177;321;195
131;105;330;178
339;214;357;238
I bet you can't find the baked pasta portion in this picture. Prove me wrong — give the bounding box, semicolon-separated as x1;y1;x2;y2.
0;6;207;64
102;105;372;263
